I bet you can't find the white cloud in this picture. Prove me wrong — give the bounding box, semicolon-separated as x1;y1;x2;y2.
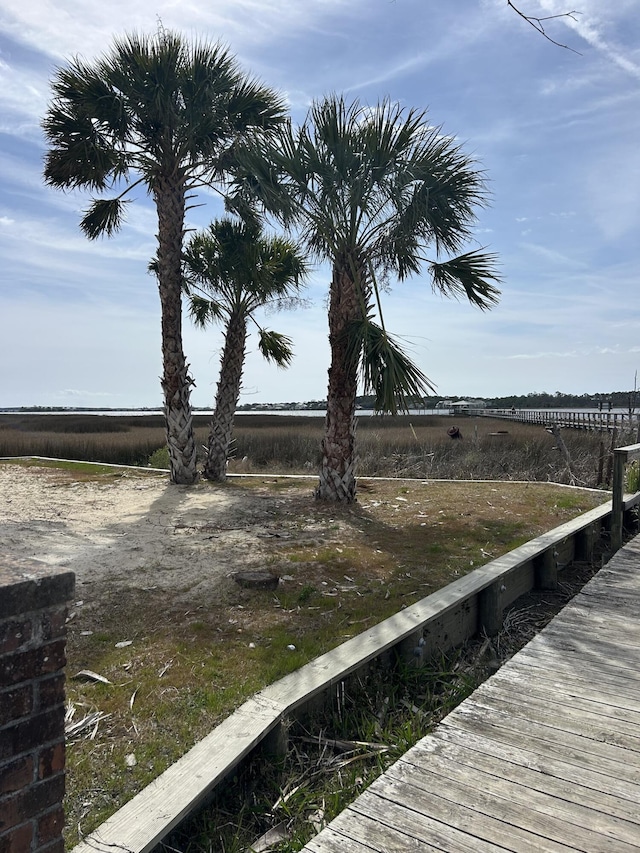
537;0;640;79
0;0;360;60
1;1;640;404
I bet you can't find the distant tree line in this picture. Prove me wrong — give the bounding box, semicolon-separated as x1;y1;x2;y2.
486;391;636;409
234;390;640;413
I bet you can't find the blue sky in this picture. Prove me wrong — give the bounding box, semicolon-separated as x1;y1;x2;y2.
1;0;639;408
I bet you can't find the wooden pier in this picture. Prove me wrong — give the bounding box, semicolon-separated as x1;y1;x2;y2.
303;536;640;853
479;407;640;434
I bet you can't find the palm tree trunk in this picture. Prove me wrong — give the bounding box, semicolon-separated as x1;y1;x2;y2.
203;312;248;481
316;263;361;502
155;176;198;485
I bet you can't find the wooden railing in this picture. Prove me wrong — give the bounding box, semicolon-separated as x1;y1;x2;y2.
474;408;640;433
611;442;640;550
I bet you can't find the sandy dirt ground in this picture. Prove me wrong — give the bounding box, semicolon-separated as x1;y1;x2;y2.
0;463;324;609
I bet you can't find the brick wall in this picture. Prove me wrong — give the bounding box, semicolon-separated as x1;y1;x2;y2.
0;555;74;853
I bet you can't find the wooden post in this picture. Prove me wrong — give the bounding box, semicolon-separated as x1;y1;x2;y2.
479;582;504;637
597;437;605;486
575;523;597;563
605;427;617;487
611;447;628;552
262;719;289;761
535;548;558;590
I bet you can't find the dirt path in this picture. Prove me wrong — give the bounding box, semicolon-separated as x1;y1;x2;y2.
0;463;313;608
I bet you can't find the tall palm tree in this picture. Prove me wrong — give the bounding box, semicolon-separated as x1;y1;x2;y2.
184;218;308;481
231;95;501;501
42;29;286;484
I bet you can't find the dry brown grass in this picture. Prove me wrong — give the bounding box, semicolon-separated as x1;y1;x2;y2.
0;412;614;487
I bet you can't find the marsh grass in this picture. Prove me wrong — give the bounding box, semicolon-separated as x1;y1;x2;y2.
0;413;614;485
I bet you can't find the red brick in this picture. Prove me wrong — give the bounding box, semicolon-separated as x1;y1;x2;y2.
0;775;64;829
36;838;64;853
0;707;65;762
36;676;65;713
0;756;33;796
0;568;74;621
0;618;32;655
0;821;33;853
40;610;67;643
0;641;66;687
0;685;33;723
38;744;64;781
37;807;64;845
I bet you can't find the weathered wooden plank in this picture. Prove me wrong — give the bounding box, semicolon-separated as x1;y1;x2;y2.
427;726;640;813
441;705;640;785
468;683;640;750
260;553;536;712
552;608;640;636
575;581;640;602
349;787;576;853
571;581;638;605
524;622;640;662
385;759;638;853
487;669;640;724
502;654;640;703
303;827;375;853
313;803;499;853
515;637;640;676
493;662;640;708
361;775;583;853
399;737;640;840
522;623;640;659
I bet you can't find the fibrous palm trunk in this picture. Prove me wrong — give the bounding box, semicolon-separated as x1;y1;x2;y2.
203;311;248;481
316;263;361;502
155;176;198;485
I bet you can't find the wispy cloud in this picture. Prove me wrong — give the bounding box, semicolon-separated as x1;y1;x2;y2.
509;344;640;361
537;0;640;80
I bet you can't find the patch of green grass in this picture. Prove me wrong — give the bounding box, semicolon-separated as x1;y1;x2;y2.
626;461;640;493
298;585;316;604
551;493;594;511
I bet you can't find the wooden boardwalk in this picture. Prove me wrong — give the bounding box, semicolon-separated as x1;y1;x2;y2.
303;537;640;853
479;408;640;434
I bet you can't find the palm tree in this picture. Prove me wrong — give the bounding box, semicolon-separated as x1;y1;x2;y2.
42;29;286;484
231;95;501;501
184;218;308;481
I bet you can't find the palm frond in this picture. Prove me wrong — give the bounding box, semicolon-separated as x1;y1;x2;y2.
345;318;435;415
257;329;294;367
188;295;225;327
183;216;308;309
80;198;129;239
429;249;501;309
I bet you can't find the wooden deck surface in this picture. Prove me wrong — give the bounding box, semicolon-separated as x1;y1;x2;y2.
303;536;640;853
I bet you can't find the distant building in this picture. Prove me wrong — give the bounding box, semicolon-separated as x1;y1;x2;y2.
437;399;486;413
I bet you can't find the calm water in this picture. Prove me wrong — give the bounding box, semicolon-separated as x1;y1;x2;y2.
2;408;443;418
2;407;633;417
